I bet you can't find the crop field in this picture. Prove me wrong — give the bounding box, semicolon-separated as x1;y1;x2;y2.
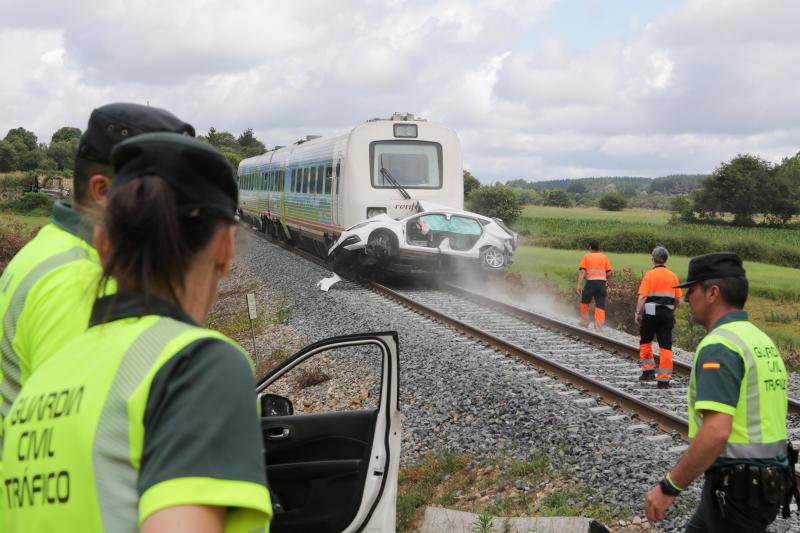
514;206;800;268
510;246;800;301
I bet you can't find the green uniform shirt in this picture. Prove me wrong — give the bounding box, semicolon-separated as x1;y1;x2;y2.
0;202;107;456
2;293;272;532
689;311;788;468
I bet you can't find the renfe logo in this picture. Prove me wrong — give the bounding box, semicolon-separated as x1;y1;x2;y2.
387;200;420;218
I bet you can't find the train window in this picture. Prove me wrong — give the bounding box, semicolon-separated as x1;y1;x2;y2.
310;167;317;194
326;164;332;178
279;170;284;191
303;167;310;193
317;165;324;193
370;141;443;189
290;169;296;193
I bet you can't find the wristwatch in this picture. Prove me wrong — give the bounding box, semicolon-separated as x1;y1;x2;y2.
659;474;682;497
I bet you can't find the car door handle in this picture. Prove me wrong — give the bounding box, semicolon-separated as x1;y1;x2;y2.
266;427;291;440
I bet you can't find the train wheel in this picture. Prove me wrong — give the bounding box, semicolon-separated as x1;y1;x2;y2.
480;246;506;270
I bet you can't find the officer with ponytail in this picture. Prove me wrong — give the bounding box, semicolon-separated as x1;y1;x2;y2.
1;133;272;532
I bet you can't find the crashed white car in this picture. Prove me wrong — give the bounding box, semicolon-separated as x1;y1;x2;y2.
329;205;518;275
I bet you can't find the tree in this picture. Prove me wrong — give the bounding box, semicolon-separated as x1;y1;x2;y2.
542;189;572;208
48;140;78;170
4;128;38;151
598;191;627;211
463;169;480;197
566;181;587;194
51;127;81;144
467;185;522;224
237;128;266;158
0;140;18;172
764;154;800;225
697;154;770;225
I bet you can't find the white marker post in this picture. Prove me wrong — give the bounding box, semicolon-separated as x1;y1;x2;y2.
246;293;257;358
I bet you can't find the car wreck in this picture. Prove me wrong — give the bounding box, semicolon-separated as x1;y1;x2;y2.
329;202;517;276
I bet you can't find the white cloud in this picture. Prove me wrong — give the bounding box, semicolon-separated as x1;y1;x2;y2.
1;0;799;180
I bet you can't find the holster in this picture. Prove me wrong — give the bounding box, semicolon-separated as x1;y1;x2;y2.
707;463;789;510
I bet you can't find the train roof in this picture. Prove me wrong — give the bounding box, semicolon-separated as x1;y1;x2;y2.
238;113;456;173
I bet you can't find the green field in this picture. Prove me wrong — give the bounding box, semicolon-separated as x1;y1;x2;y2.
514;206;800;268
510;246;800;301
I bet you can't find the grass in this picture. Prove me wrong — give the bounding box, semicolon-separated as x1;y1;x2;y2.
396;451;628;532
14;214;50;229
521;205;673;224
515;206;800;266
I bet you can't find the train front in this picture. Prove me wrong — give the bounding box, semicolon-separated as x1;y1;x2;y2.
331;114;516;277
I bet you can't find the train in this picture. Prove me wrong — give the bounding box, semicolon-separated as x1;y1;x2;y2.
238;113;516;274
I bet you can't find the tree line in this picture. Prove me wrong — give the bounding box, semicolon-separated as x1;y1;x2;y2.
0;125;268;177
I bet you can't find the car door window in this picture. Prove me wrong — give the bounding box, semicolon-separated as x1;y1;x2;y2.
258;333;399;533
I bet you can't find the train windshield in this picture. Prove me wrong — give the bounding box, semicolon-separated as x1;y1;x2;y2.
370;141;442;189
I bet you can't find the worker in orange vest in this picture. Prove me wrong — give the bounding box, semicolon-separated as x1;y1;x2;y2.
635;246;682;388
576;240;612;330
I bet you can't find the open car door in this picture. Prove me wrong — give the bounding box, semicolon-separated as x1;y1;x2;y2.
257;332;401;533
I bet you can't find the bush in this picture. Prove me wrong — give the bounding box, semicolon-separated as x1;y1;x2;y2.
0;215;41;272
467;185;522;224
5;192;53;215
543;189;573;208
604;268;641;334
598;192;627;211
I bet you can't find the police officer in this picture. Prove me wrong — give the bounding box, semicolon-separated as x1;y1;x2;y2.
576;239;612;330
1;133;272;532
0;104;194;440
644;252;790;532
635;246;681;389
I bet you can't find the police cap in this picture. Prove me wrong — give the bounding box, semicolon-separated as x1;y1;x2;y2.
674;252;746;288
111;132;238;221
78;103;195;165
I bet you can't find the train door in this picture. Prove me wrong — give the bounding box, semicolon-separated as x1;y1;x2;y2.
332;155;342;227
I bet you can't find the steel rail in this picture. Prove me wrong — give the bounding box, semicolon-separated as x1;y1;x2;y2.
444;283;800;416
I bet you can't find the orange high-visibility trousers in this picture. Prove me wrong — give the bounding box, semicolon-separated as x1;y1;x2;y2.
639;310;674;381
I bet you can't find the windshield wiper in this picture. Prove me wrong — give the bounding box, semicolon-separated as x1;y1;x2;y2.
379;157;411;199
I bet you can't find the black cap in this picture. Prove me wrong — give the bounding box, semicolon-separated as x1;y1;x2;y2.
78;103;195;164
674;252;746;288
111;132;238;221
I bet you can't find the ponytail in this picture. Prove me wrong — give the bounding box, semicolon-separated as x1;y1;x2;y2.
101;175;226;302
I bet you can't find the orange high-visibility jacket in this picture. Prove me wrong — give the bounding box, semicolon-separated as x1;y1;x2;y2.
638;265;682;309
579;252;611;281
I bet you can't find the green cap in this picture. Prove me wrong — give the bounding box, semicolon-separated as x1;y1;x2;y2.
110;132;238;221
78;102;195;165
674;252;746;288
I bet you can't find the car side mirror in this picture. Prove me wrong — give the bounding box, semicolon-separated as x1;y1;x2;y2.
259;393;294;417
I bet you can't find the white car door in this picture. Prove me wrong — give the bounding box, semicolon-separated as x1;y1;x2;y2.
257;332;401;533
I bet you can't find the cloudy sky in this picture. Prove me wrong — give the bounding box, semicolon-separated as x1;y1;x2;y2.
2;0;799;182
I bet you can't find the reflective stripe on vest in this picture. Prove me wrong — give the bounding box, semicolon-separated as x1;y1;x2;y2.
94;318;191;529
0;246;90;458
688;323;788;460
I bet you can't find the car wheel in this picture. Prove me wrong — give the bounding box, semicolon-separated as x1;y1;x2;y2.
367;230;397;259
480;246;506;270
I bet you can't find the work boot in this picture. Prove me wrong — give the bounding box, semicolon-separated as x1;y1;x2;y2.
657;381;671;389
638;371;655;382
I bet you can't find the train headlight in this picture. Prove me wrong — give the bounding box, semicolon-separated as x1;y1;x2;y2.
393;124;417;138
367;207;387;218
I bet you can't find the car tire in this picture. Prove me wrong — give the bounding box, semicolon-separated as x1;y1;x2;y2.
480;246;506;270
367;230;398;260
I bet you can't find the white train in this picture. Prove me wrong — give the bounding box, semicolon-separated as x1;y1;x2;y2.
238;113;516;274
237;113;463;252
